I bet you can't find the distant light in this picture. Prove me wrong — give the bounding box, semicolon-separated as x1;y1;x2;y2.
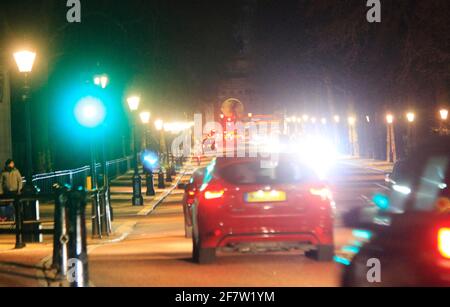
155;119;164;131
74;96;106;128
393;184;411;195
372;193;390;210
94;75;109;89
13;50;36;73
139;111;151;124
311;117;317;124
127;96;140;111
248;113;253;118
100;76;109;89
347;116;356;126
302;115;309;122
220;114;224;119
352;229;373;241
321;118;327;125
440;109;449;121
406;112;415;123
386;114;394;124
333;115;340;123
366;115;370;123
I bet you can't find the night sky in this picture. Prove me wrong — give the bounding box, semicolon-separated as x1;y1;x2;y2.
1;0;449;170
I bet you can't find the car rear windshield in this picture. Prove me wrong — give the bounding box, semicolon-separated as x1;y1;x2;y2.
219;160;316;185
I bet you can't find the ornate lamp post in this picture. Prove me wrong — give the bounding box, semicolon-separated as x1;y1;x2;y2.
139;111;155;196
127;96;144;206
386;114;396;163
439;109;448;136
13;49;41;244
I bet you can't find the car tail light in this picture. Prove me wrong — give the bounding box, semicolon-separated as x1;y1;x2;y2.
438;227;450;259
188;190;196;196
309;187;332;201
204;184;225;200
205;190;224;200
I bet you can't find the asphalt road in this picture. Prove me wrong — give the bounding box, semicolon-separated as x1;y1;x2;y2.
87;157;387;287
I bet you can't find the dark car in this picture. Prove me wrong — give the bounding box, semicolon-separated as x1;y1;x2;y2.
342;137;450;286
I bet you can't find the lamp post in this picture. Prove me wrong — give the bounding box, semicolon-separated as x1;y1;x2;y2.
13;49;41;243
140;111;155;196
386;114;396;163
439;108;449;136
347;116;359;157
127;96;144;206
406;112;416;154
155;119;166;188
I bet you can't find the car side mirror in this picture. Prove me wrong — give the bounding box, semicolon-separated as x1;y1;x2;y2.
177;183;187;190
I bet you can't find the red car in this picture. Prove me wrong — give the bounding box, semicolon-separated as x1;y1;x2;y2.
190;154;335;264
180;167;206;238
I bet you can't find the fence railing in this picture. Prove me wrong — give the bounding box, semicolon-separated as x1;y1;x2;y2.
29;156;132;194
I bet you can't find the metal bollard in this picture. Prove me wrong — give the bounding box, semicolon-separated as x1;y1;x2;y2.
158;168;165;189
146;171;156;196
52;185;70;276
67;189;89;287
99;188;112;236
165;165;173;183
13;197;25;249
91;190;102;239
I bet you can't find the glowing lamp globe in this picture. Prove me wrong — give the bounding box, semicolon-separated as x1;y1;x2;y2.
13;50;36;73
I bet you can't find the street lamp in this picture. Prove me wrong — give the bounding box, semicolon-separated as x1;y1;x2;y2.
440;109;449;121
406;112;416;154
439;108;449;136
139;111;155;196
94;74;109;89
406;112;415;123
347;116;358;157
127;96;144;206
385;114;396;163
347;116;356;126
13;49;38;245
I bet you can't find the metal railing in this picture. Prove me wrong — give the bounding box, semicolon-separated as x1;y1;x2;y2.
28;156;132;194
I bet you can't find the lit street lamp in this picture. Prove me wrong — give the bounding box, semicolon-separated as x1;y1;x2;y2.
439;108;449;135
406;112;416;154
127;96;144;206
139;111;155;196
13;49;39;244
386;113;396;163
347;116;359;157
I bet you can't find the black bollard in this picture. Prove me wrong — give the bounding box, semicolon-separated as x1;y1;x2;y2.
99;188;112;236
52;185;70;276
91;190;102;239
158;168;165;189
67;189;89;287
14;197;26;249
146;171;156;196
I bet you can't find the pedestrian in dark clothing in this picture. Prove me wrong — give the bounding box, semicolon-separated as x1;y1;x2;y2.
0;159;23;222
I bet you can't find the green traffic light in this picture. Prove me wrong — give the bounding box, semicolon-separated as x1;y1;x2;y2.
74;96;106;128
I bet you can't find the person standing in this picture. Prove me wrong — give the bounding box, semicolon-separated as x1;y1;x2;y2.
0;159;23;221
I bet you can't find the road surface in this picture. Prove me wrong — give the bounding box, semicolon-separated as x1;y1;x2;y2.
86;156;387;287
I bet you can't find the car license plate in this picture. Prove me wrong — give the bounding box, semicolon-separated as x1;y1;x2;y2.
245;190;287;203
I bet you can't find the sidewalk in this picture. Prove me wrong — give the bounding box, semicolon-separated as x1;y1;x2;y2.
0;160;195;287
340;156;394;173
